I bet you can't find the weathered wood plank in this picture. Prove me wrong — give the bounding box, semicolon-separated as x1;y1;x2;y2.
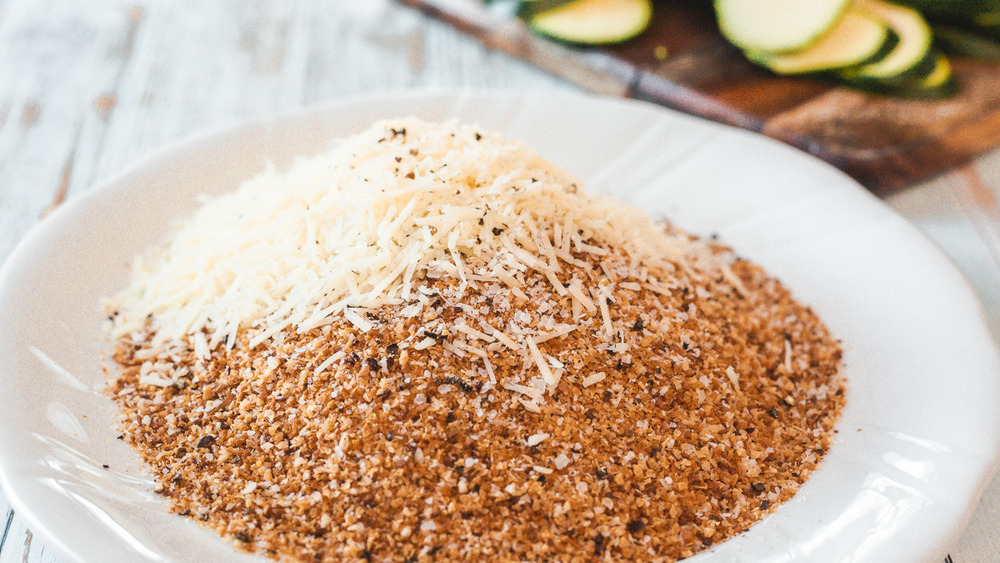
0;0;145;261
0;0;566;268
0;490;59;563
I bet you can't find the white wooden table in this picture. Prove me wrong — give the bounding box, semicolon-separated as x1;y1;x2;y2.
0;1;997;561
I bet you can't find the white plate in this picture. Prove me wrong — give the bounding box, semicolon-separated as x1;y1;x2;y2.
1;90;998;563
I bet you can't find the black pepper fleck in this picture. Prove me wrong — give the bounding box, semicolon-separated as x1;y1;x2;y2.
594;532;606;554
627;519;646;534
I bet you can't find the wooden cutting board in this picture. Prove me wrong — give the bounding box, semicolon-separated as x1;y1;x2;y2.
397;0;1000;195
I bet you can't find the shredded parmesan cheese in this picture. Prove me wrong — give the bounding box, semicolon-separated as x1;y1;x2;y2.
526;337;558;388
553;453;572;470
413;337;437;351
526;432;550;446
726;365;741;392
105;119;734;353
582;372;607;388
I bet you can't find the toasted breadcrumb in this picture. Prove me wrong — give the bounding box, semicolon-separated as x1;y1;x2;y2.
108;249;843;562
105;119;844;561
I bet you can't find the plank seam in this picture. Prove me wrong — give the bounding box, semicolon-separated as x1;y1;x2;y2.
20;528;31;562
0;508;14;555
42;122;83;217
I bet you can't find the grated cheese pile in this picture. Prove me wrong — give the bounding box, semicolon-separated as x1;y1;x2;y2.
106;118;736;354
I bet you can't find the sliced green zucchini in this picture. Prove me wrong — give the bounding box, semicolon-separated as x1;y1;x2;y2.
915;52;956;89
932;23;1000;58
527;0;652;45
839;0;933;80
840;51;957;98
837;49;932;90
745;8;892;75
714;0;849;53
895;53;958;98
516;0;575;19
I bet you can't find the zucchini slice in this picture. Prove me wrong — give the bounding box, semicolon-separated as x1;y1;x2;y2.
840;51;957;98
527;0;653;45
839;0;933;80
894;53;958;98
915;53;956;89
517;0;575;19
714;0;849;52
746;8;892;75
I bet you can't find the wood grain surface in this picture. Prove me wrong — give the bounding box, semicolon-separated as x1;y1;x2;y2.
0;1;997;562
399;0;1000;194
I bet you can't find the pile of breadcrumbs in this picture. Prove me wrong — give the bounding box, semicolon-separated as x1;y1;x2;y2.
105;119;844;562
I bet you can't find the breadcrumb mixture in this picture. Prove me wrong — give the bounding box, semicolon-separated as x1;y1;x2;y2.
109;248;844;561
105;119;844;561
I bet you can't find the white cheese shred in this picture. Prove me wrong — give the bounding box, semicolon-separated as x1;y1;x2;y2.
105;118;734;368
526;432;550;447
582;372;606;388
526;337;558;388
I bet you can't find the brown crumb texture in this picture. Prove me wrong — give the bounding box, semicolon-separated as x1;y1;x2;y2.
108;246;844;562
